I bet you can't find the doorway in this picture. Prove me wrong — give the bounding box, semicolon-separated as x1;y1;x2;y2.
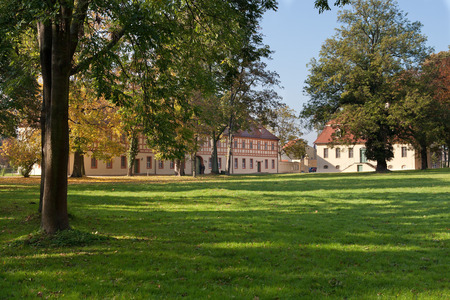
257;161;261;173
360;148;367;163
134;159;140;174
195;156;204;174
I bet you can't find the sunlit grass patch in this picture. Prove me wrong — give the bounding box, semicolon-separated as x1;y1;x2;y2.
0;169;449;299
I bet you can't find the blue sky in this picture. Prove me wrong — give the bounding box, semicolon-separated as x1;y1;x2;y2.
261;0;450;144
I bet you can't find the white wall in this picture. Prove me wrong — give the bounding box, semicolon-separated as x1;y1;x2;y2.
316;143;417;173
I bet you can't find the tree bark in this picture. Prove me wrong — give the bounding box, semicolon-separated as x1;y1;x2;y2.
40;21;72;234
71;150;85;177
211;132;219;174
375;159;388;172
38;21;52;214
175;159;185;176
127;134;139;176
127;162;134;176
420;146;428;170
191;154;197;177
444;146;450;168
225;116;234;175
36;0;107;232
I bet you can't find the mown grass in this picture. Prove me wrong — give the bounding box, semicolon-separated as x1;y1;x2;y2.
1;169;449;299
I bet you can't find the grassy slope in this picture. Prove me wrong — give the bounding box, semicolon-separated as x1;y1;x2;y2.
0;169;449;299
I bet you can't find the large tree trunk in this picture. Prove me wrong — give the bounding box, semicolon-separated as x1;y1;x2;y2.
225;136;233;175
175;159;185;176
127;133;139;176
375;159;388;173
420;146;428;170
211;132;219;174
191;154;197;177
71;150;85;177
225;117;234;175
38;22;52;214
444;145;448;168
40;22;72;234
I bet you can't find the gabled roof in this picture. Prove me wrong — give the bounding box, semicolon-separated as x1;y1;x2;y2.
314;124;339;144
314;122;365;145
232;125;280;141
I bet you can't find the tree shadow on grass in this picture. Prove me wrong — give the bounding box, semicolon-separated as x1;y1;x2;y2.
2;208;448;298
1;170;449;298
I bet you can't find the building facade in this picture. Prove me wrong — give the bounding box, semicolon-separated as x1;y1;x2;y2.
279;144;317;173
69;125;280;176
315;123;422;173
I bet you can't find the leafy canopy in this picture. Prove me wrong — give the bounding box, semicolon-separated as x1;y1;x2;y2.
302;0;431;170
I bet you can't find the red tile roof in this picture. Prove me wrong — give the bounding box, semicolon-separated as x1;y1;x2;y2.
314;123;365;145
314;125;337;144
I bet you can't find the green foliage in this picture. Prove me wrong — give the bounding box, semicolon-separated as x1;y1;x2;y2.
1;0;281;231
268;104;302;148
283;138;308;159
386;50;450;168
302;0;432;170
314;0;351;13
0;26;40;137
69;78;125;161
0;128;41;177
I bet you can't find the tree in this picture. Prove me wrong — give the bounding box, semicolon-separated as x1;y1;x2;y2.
390;60;445;170
267;104;303;159
314;0;351;12
0;128;41;177
69;79;125;177
424;51;450;167
302;0;431;172
1;0;280;233
380;50;450;170
0;26;41;138
283;138;308;160
222;58;282;174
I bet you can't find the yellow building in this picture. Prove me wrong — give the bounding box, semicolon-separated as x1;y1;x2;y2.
69;125;281;176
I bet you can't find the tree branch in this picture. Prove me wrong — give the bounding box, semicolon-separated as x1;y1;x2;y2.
70;27;126;75
70;0;90;58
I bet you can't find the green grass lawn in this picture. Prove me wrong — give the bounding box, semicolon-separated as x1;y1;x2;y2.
1;169;449;299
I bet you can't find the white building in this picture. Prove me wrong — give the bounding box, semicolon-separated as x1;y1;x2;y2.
315;123;422;172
